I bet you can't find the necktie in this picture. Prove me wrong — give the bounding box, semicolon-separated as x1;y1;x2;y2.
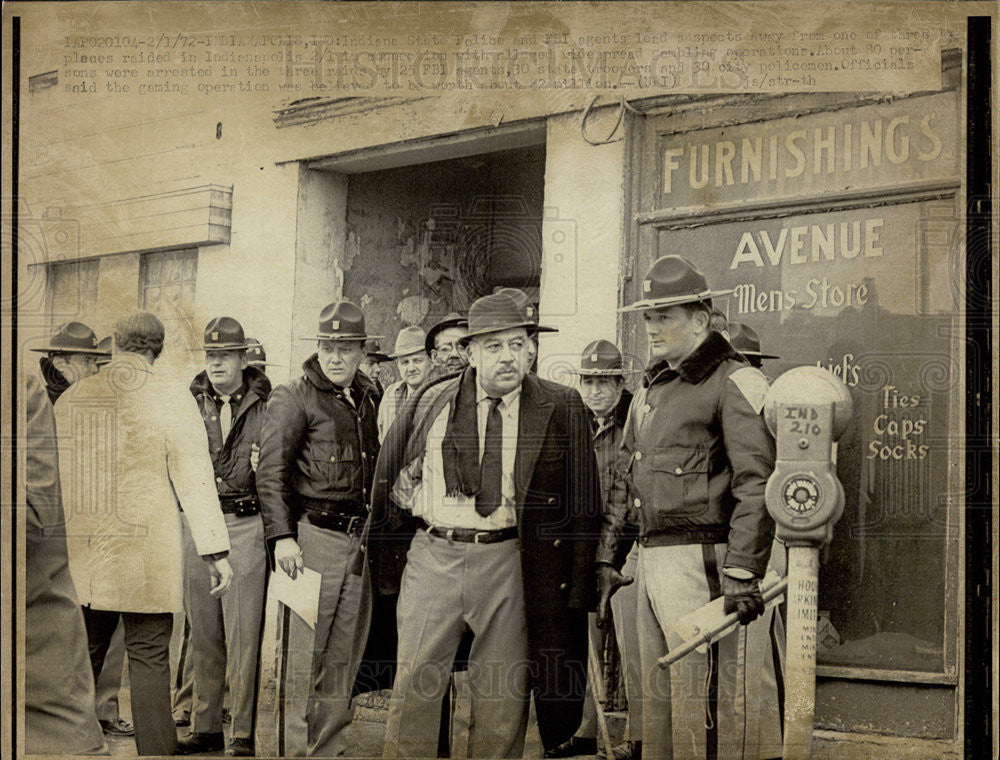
476;397;503;517
219;395;232;441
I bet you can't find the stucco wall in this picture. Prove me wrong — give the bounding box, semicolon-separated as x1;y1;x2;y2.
536;108;627;386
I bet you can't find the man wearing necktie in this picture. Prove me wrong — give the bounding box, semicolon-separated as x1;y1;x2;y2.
370;290;602;758
176;317;272;757
257;301;382;757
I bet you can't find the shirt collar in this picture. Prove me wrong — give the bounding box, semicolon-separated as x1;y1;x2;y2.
214;380;248;405
476;381;521;410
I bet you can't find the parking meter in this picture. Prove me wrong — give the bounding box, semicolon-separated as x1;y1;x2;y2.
763;366;852;760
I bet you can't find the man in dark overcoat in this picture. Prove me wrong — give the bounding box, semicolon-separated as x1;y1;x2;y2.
369;289;602;758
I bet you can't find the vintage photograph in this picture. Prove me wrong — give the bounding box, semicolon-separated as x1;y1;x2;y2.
2;2;994;759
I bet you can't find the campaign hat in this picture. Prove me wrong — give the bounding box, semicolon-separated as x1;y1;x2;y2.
389;326;429;359
30;321;107;355
95;336;113;366
424;312;469;354
310;300;381;342
245;337;281;367
460;291;555;343
567;339;640;376
201;316;248;351
493;287;558;333
364;338;391;363
729;322;780;359
619;255;734;312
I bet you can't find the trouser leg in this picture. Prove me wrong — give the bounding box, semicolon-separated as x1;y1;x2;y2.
172;614;194;720
83;606;122;681
635;548;673;760
94;619;126;722
307;538;371;757
274;522;369;758
610;545;641;741
121;611;176;756
221;514;268;741
384;530;467;759
574;613;601;739
463;540;529;760
182;515;226;735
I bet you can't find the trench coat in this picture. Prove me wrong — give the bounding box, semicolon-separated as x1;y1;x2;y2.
367;368;603;750
58;353;230;613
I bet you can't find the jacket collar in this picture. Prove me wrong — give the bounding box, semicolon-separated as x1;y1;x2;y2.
190;364;272;404
589;387;633;435
302;353;378;405
644;330;743;387
40;356;70;399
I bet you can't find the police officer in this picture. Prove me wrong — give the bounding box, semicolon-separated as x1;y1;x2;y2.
597;256;784;760
257;300;382;757
728;322;780;371
176;318;271;757
360;337;391;395
245;337;275;376
550;340;642;760
32;321;108;403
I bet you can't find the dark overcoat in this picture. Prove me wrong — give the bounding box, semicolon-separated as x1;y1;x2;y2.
364;368;602;751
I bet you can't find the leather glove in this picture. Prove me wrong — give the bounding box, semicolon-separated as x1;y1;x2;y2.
722;574;765;625
596;563;634;629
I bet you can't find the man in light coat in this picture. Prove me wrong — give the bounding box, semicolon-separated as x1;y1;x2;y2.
59;311;234;756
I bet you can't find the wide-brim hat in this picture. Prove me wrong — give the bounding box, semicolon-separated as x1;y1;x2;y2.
494;287;558;334
619;255;734;313
30;321;107;355
567;339;641;376
364;338;391;362
460;291;556;344
95;336;113;365
304;300;382;342
389;326;428;359
729;322;780;359
201;316;248;351
424;312;469;354
244;337;281;366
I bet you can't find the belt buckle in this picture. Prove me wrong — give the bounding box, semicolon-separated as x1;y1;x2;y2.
445;528;455;544
473;531;488;544
346;515;359;534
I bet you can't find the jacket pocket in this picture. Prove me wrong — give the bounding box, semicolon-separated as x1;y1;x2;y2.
649;445;710;517
310;440;358;494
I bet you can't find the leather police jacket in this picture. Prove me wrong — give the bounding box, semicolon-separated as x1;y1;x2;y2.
189;365;272;500
596;331;776;577
257;354;381;543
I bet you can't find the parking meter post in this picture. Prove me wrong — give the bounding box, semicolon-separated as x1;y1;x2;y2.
763;367;851;760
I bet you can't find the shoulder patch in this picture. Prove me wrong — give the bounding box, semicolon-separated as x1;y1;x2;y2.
730;366;769;415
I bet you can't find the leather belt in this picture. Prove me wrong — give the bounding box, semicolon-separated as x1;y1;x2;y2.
301;511;366;535
423;523;519;545
219;496;259;517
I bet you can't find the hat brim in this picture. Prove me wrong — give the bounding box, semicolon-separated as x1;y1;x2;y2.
459;321;556;344
388;347;429;360
30;345;110;355
425;319;470;353
567;367;642;376
197;343;249;351
618;288;735;313
301;333;383;342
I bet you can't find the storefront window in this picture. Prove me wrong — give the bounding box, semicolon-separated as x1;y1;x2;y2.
47;259;99;330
